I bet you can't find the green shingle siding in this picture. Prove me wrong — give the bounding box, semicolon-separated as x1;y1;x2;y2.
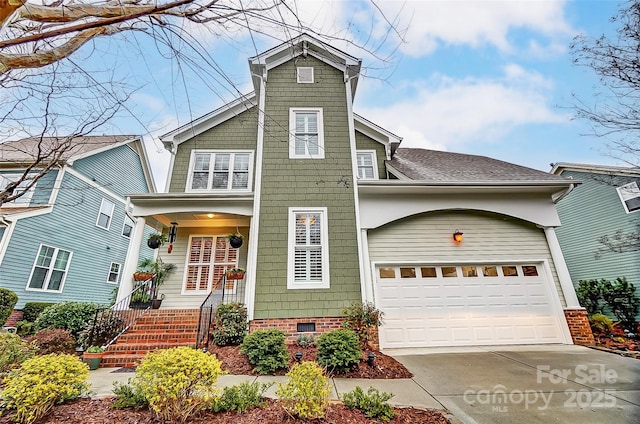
254;56;362;319
72;145;149;197
168;107;258;192
555;170;640;318
355;131;387;179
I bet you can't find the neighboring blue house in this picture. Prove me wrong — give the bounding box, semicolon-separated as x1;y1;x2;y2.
552;163;640;319
0;136;155;314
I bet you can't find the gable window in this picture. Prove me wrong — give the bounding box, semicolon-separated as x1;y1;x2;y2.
107;262;121;284
27;244;72;292
297;67;314;83
0;174;36;206
187;151;252;192
617;181;640;213
96;199;115;229
288;207;329;289
289;108;324;159
356;151;378;180
122;216;134;238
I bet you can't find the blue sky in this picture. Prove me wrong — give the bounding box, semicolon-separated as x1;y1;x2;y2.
95;0;624;189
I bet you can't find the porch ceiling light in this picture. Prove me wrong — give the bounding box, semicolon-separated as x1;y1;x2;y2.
207;213;215;218
453;230;463;243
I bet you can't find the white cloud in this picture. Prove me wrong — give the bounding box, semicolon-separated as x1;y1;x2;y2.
357;64;570;149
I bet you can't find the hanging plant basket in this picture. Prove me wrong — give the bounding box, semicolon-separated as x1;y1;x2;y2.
228;234;243;248
133;272;154;281
147;233;167;250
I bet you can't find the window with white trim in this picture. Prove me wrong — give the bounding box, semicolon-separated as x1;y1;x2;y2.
96;198;115;230
186;151;252;191
107;262;121;284
356;151;378;179
183;236;238;294
617;181;640;213
289;108;324;159
288;207;329;289
27;245;72;292
122;216;134;238
0;174;36;206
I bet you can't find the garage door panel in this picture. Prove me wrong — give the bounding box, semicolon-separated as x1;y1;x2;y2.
377;263;564;348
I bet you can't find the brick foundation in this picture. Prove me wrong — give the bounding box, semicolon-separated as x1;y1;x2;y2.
249;316;380;350
3;310;23;327
564;308;594;346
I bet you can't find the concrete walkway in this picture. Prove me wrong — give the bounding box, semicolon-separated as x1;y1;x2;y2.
87;344;640;424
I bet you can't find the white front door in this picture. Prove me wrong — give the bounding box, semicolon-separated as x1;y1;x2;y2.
376;263;566;348
183;235;238;295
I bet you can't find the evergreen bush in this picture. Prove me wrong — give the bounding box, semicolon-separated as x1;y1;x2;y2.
240;329;289;374
34;302;98;339
342;386;396;421
0;287;18;325
316;329;361;374
211;302;248;346
22;302;55;323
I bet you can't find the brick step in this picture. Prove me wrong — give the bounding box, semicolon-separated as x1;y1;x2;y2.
123;325;199;333
117;332;198;343
106;341;195;354
138;310;200;317
101;354;146;368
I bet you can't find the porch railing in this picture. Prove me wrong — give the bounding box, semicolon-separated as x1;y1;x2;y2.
85;277;155;349
195;275;244;349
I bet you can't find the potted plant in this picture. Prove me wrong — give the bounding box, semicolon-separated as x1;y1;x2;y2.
82;346;105;370
147;232;168;249
226;267;246;280
136;257;176;308
129;286;152;309
227;233;244;248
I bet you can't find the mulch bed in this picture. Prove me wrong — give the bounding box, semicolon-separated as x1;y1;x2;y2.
2;398;450;424
591;332;640;359
208;344;414;379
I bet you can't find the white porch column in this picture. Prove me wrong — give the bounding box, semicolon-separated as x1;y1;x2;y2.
117;216;146;304
360;229;374;303
543;226;580;307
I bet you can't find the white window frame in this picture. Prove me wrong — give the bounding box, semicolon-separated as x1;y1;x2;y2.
297;67;314;83
185;150;254;192
0;174;36;206
122;215;134;238
289;108;325;159
356;150;379;180
617;181;640;213
107;262;121;284
181;235;239;295
96;198;115;230
287;207;330;289
26;244;73;293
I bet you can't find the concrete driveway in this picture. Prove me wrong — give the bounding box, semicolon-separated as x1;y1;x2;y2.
388;344;640;424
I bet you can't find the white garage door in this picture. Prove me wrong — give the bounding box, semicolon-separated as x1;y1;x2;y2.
376;263;566;348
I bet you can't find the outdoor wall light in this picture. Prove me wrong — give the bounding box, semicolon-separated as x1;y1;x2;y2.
168;222;178;243
453;230;463;243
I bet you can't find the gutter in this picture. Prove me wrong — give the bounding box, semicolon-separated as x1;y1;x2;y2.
552;182;576;204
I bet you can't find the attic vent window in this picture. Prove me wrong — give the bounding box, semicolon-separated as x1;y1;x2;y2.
297;322;316;332
297;67;314;84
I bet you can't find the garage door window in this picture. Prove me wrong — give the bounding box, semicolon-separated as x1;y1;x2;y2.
502;266;518;276
523;266;539;276
442;267;457;277
379;268;395;278
482;266;498;277
420;267;437;278
400;267;416;278
462;266;478;277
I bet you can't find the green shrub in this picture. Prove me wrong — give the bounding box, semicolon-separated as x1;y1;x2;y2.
78;309;126;347
1;353;89;424
342;386;396;421
0;288;18;325
133;346;224;422
296;333;315;348
111;380;148;409
240;329;289;374
342;302;384;349
34;302;98;340
589;313;614;334
576;279;605;315
601;277;639;331
211;302;248;346
15;320;35;336
0;332;38;377
276;361;330;419
211;381;272;413
316;329;361;374
27;328;75;355
22;302;55;323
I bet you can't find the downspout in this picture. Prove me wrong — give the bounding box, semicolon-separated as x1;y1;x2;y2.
553;182;575;204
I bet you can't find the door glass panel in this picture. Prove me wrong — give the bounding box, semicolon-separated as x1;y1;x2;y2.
522;266;539;276
462;266;478;277
400;267;416;278
379;268;395;278
502;266;518;277
442;267;457;277
420;267;437;278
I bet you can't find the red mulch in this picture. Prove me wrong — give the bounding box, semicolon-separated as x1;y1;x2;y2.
207;344;414;379
4;398;450;424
